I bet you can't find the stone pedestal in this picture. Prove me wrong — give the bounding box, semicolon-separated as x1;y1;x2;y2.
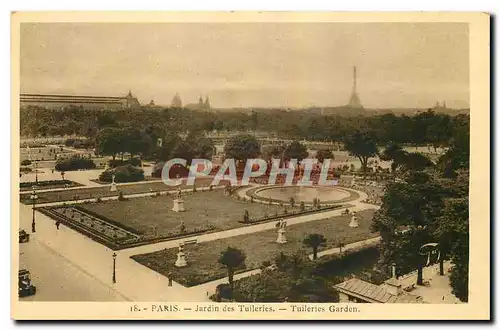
349;215;359;228
276;228;287;244
174;248;187;267
110;173;117;192
172;198;185;212
174;251;187;267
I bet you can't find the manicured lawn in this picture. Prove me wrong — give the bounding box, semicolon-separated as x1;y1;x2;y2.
78;190;296;236
131;209;377;287
19;178;221;204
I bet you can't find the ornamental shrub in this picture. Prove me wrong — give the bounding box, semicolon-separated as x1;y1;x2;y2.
55;155;96;172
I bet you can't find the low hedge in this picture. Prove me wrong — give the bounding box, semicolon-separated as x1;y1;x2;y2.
108;158;142;168
310;244;382;280
99;165;145;183
20;179;77;189
55;155;96;171
151;163;189;178
65;138;95;149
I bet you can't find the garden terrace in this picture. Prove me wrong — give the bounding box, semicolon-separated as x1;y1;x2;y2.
37;188;314;250
19;178;222;204
131;209;377;287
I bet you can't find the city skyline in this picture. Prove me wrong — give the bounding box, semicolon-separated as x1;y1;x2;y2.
20;23;469;109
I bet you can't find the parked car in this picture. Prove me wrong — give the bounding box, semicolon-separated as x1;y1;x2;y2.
18;269;36;297
19;229;29;243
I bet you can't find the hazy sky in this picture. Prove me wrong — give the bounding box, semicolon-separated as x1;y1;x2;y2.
20;23;469;108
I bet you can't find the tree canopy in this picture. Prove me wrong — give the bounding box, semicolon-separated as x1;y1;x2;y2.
283;141;309;161
343;132;378;172
218;246;247;291
303;234;327;260
223;134;261;163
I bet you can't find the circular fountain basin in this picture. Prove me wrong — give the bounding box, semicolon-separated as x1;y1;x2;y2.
253;185;353;204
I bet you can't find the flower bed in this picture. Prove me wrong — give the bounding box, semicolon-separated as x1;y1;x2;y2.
20;180;83;191
38;205;216;250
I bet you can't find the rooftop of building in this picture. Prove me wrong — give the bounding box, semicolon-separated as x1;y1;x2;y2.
334;278;422;303
334;261;463;304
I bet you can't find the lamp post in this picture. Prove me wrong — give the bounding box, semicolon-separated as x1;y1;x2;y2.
31;186;38;233
112;252;117;283
34;160;39;184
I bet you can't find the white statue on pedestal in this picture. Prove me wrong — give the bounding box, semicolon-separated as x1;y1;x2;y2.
110;173;117;192
276;219;287;244
174;244;188;267
349;212;359;228
172;187;185;212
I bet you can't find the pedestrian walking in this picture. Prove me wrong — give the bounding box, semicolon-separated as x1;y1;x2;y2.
55;221;61;230
168;271;173;287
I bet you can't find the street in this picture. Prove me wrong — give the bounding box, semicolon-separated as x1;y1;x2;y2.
19;237;127;301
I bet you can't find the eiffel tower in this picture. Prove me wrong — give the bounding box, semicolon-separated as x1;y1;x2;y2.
347;66;363;109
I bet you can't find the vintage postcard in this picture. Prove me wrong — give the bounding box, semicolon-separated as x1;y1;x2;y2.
11;12;490;320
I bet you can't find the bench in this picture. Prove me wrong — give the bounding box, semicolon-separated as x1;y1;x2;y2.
182;239;198;246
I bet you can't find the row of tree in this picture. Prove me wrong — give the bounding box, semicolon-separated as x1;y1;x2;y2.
21;105;468;148
95;126;216;164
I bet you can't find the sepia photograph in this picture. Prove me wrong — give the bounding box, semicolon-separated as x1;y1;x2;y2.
10;12;490;320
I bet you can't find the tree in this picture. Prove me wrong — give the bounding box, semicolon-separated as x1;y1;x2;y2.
436;196;469;301
186;130;215;159
380;143;433;174
96;127;123;161
261;144;286;161
274;252;307;280
438;120;469;178
224;134;261;164
343;132;378;172
315;149;334;164
283;141;309;161
401;152;434;172
243;210;250;223
303;234;327;260
170;140;196;164
372;172;447;282
234;252;339;302
380;142;406;163
337;239;345;254
123;128;153;160
218;247;246;292
155;133;182;162
232;271;289;302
